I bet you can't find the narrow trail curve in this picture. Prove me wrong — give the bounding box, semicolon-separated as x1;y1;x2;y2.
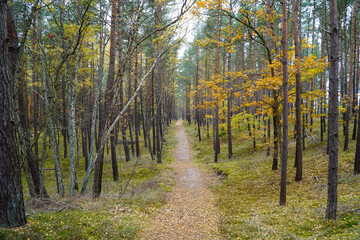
142;121;219;240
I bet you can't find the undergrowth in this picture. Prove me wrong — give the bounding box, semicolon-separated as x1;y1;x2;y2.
185;121;360;239
0;123;177;240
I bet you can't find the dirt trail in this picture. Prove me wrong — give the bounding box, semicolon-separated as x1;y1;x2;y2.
142;121;219;239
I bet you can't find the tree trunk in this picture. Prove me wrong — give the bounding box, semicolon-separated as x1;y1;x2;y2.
326;0;339;220
280;0;289;206
344;0;357;151
0;1;27;227
93;0;106;198
195;49;201;141
156;2;163;164
292;0;302;182
320;0;328;143
352;0;359;141
227;10;233;159
117;2;130;162
66;53;80;195
134;34;140;157
214;2;221;163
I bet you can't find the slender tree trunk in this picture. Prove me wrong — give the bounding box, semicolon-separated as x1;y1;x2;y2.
227;10;233;159
66;53;80;195
292;0;302;181
280;0;289;206
39;41;64;197
156;2;163;164
354;0;360;174
326;0;339;220
214;2;221;163
352;1;359;141
117;2;130;162
134;34;140;157
321;0;328;142
93;0;106;198
344;0;357;151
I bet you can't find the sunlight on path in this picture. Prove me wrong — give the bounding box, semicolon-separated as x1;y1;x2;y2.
141;121;219;240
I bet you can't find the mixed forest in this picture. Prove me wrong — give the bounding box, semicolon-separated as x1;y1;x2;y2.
1;0;360;238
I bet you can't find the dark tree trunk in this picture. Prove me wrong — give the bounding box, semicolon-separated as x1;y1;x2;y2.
352;1;359;141
344;0;357;151
195;49;201;141
134;36;140;157
214;3;221;163
117;2;130;162
227;11;233;159
82;128;89;170
155;2;163;164
292;0;302;182
354;105;360;174
272;97;279;170
280;0;289;206
326;0;339;220
0;1;27;227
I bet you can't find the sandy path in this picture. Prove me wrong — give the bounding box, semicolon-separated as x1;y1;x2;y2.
142;121;219;239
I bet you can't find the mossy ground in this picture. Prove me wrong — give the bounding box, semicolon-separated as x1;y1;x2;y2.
185;121;360;239
0;123;178;240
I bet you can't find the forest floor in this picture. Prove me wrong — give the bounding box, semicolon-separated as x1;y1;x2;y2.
142;121;220;239
184;122;360;239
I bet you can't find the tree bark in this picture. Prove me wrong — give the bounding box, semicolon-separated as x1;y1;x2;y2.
214;2;221;163
0;0;27;227
292;0;302;182
227;9;233;159
280;0;289;206
344;0;357;150
156;2;163;163
93;0;106;198
326;0;339;220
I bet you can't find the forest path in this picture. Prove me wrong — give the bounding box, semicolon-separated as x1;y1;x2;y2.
141;121;219;239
